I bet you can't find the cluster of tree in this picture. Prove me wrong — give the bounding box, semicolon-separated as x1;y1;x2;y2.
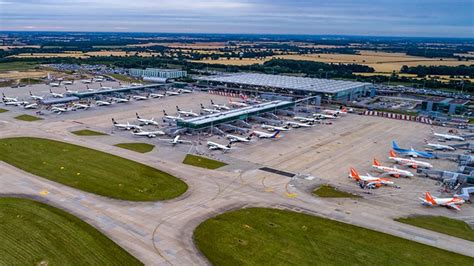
400;65;474;78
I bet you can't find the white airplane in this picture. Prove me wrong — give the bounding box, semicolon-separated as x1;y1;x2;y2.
50;106;70;114
24;103;39;109
431;128;465;141
131;83;143;87
388;150;433;169
176;106;199;117
94;77;104;82
2;93;18;102
207;141;232;152
132;129;165;138
372;159;414;178
136;113;159;126
177;88;192;94
424;139;455;151
86;85;95;92
149;93;164;98
49;89;64;98
228;99;248;108
49;82;61;87
349;168;398;189
294;116;318;124
313;113;337;119
211;100;231;110
113;96;130;103
96;100;113;106
200;104;220;114
252;130;281;139
72;102;90;110
226;134;252;143
4;100;23;106
419;192;465;211
63;80;74;85
165;90;180;96
112;118;142;130
81;79;93;84
261;124;290;132
159;135;192;145
65;87;78;94
29;91;44;101
286;121;312;128
132;95;148;101
323;107;347;116
163;110;183;122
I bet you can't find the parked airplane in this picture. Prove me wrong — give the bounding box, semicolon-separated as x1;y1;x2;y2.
149;93;165;98
113;96;130;103
63;80;73;85
49;82;61;87
112;118;142;130
159;135;192;145
372;159;414;177
131;83;143;87
4;100;27;106
229;99;248;108
420;192;465;211
29;91;44;101
431;128;465;141
163;110;183;122
99;83;112;90
392;141;435;159
252;130;281;139
286;121;312;128
211;100;231;110
49;89;64;98
2;93;18;102
294;116;318;124
313;113;337;119
165;90;180;96
81;79;93;84
176;106;199;117
424;139;455;151
65;87;78;94
177;88;192;94
96;100;113;106
136;113;159;126
72;102;90;110
261;124;290;131
132;129;165;138
50;106;70;114
388;150;433;169
349;168;398;189
226;134;252;143
200;104;220;114
132;95;148;101
207;141;232;152
24;103;38;109
324;107;347;116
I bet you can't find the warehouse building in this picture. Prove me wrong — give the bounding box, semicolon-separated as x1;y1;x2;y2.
197;73;372;102
129;68;187;79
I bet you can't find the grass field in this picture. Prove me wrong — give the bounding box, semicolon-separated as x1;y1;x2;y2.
115;143;155;153
0;137;187;201
0;108;8;113
14;114;43;122
71;129;108;136
0;61;38;72
194;208;474;265
182;154;227;169
312;184;359;198
0;198;142;265
395;216;474;242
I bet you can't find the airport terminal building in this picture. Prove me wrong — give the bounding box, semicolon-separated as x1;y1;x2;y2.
129;68;187;79
197;73;372;103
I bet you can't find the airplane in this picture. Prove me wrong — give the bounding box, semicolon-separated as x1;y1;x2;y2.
226;134;252;143
99;83;112;90
131;129;165;138
323;107;347;116
163;110;183;122
313;113;338;119
207;141;232;152
86;85;95;92
112;118;142;130
165;90;180;96
29;91;44;101
49;89;64;98
228;99;248;108
424;139;455;151
2;93;18;102
4;100;27;106
392;141;435;159
72;102;90;110
176;106;199;117
81;79;93;84
149;93;165;98
251;130;281;139
285;121;312;128
49;82;61;87
113;96;130;103
349;168;398;189
63;80;74;85
419;192;465;211
372;159;414;178
159;135;192;146
131;83;143;87
96;100;113;106
24;103;38;109
132;95;148;101
388;150;433;169
65;87;78;94
136;113;159;126
50;106;70;114
294;116;318;124
431;128;465;141
200;104;220;114
177;88;192;94
261;124;290;132
211;100;231;110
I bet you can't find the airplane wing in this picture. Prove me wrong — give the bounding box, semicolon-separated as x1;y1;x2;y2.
446;203;461;211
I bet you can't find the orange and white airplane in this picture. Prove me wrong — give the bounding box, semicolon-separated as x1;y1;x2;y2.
420;192;465;211
372;159;414;177
388;150;433;169
324;107;347;116
349;168;399;189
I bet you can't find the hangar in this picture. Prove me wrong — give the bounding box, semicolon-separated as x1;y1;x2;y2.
196;73;372;102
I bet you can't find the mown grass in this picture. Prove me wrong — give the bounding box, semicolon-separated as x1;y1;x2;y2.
194;208;474;265
0;137;187;201
72;129;108;136
0;61;38;71
0;108;8;113
115;143;155;153
395;215;474;242
312;184;359;198
14;114;43;121
0;198;142;265
182;154;227;169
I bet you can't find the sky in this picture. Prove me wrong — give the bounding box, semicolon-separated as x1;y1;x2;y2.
0;0;473;38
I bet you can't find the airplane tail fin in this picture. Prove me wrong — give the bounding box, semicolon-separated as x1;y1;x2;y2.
373;159;381;166
389;150;397;157
227;142;232;148
112;118;117;124
176;106;180;111
425;192;436;204
200;103;204;109
350;168;361;181
211;99;214;105
136;113;140;119
392;141;400;150
29;91;33;96
163;110;167;116
272;131;281;138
